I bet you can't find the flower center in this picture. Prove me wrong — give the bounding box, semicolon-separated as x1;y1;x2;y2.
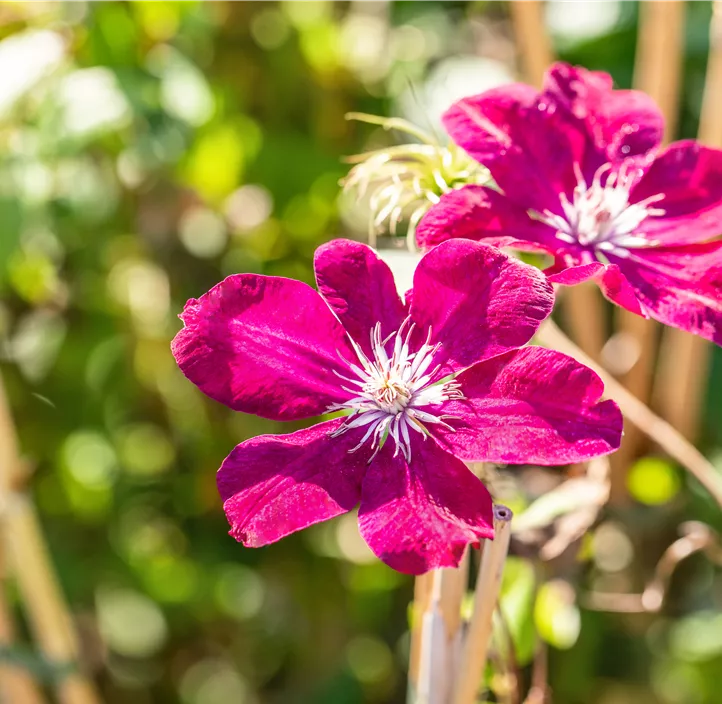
369;375;412;413
540;162;665;256
327;319;462;462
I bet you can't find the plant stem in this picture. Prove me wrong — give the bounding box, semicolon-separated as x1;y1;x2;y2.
523;640;549;704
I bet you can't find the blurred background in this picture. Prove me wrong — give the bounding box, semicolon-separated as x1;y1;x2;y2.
2;1;722;703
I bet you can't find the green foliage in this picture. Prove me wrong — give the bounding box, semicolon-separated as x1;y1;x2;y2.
1;2;722;703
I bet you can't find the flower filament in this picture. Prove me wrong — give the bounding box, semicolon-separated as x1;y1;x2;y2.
328;319;463;462
540;162;666;257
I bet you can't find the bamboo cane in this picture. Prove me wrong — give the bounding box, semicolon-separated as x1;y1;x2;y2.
452;506;513;704
0;543;46;704
409;471;474;699
612;0;686;499
409;571;433;692
417;570;450;704
0;373;100;704
439;554;470;642
562;284;607;361
508;1;553;88
634;0;686;141
412;554;470;703
655;0;722;441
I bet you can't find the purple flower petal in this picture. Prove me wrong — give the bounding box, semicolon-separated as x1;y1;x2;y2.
409;239;554;374
172;274;354;420
218;419;366;547
416;184;559;254
432;346;622;465
609;242;722;344
314;238;405;357
443;83;586;213
544;62;663;166
357;437;493;574
632;141;722;245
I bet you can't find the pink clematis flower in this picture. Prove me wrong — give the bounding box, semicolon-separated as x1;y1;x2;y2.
172;238;622;574
417;62;722;344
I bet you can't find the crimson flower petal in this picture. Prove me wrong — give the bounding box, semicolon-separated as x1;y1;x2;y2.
543;62;663;165
546;261;603;285
547;261;645;315
632;141;722;246
595;263;646;316
608;242;722;344
443;83;586;213
357;438;493;574
433;347;622;465
415;184;559;254
409;239;554;374
314;238;405;357
172;274;354;421
218;419;366;547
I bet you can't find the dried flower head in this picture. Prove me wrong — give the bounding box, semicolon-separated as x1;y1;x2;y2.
342;112;490;250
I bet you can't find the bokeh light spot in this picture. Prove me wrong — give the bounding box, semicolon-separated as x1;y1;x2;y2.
97;587;168;658
627;457;681;505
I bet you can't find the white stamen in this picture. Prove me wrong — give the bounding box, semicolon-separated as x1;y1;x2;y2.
328;318;463;462
539;160;665;257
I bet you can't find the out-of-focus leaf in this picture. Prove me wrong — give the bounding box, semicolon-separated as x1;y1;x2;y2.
0;197;22;288
498;556;536;666
627;456;682;506
534;580;581;650
182;120;261;202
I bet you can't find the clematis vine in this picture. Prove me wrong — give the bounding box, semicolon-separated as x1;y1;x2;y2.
417;62;722;344
172;238;621;574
